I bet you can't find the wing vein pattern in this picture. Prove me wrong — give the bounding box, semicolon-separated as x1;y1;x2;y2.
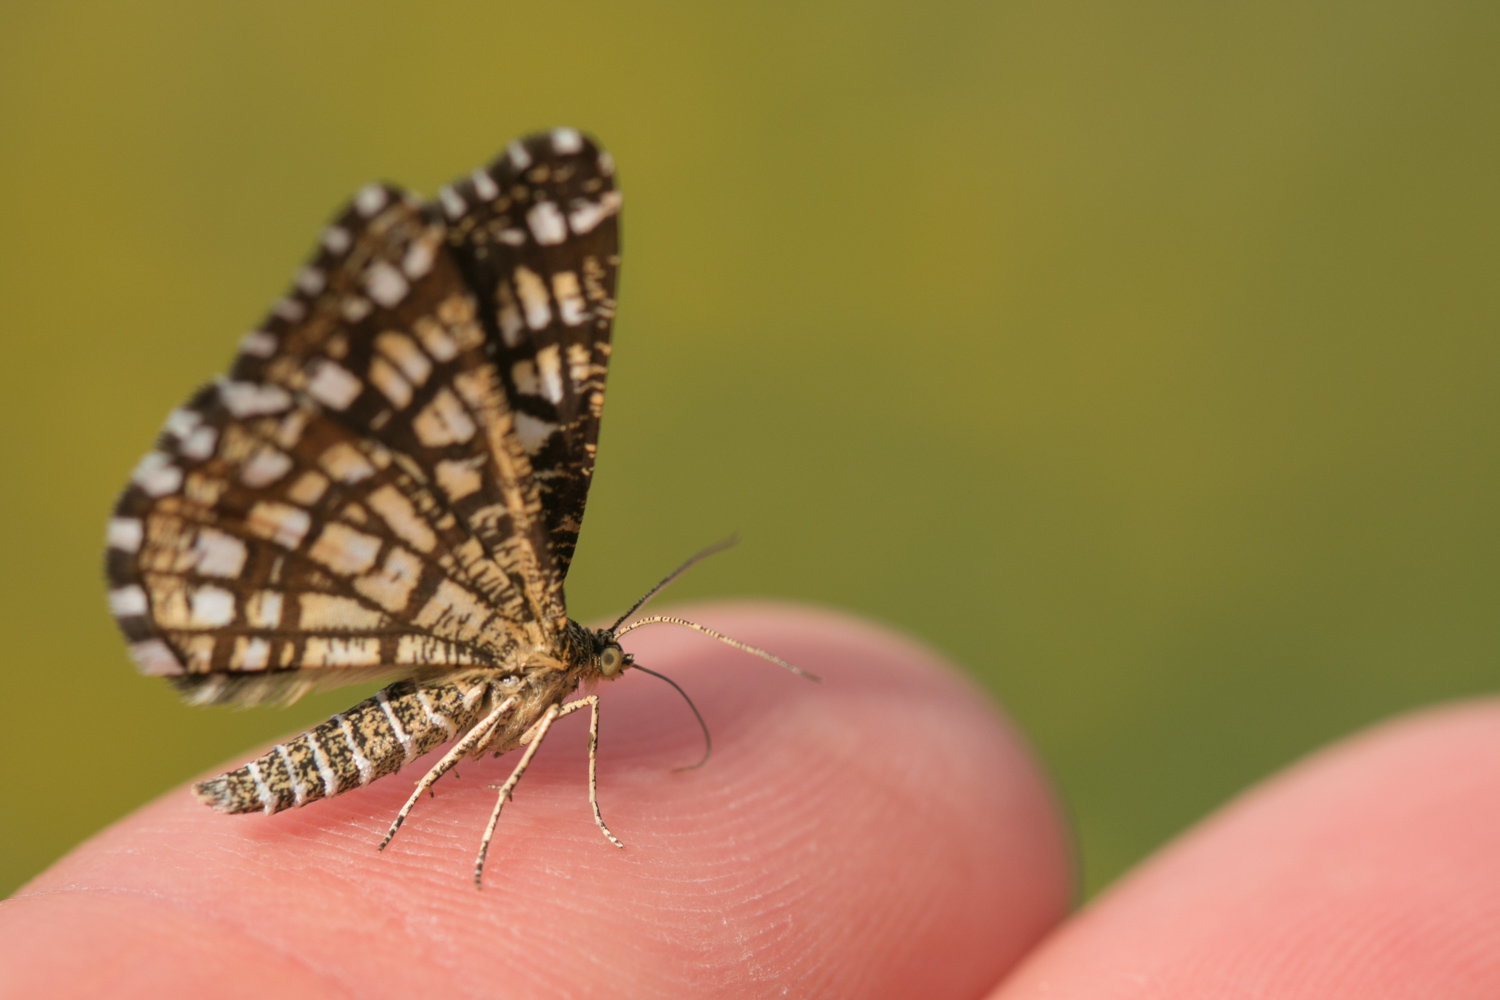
105;130;621;707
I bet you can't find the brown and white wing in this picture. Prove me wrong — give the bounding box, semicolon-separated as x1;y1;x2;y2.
105;184;565;705
441;129;621;578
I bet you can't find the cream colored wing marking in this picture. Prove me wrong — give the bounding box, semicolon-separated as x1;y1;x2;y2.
106;184;567;705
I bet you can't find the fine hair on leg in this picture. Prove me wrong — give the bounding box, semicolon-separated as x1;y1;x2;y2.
378;694;518;852
555;695;624;848
474;702;561;889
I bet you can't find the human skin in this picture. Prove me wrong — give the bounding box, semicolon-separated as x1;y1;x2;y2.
9;604;1500;999
0;603;1073;1000
987;698;1500;999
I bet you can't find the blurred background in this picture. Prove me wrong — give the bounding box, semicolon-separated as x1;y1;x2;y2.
2;1;1497;899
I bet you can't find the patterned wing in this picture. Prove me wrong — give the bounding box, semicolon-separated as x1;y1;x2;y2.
440;128;621;577
106;183;566;705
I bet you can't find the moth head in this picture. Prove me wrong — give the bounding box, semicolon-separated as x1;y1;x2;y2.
595;634;629;678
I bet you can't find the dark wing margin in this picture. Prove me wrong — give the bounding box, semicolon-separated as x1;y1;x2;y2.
440;128;621;578
105;180;567;705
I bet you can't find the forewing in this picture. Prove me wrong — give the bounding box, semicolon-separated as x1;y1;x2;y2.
441;129;621;577
106;183;566;705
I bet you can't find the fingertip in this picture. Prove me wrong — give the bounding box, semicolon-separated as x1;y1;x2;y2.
4;602;1072;999
990;698;1500;998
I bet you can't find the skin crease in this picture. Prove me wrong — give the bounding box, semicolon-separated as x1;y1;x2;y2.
10;603;1498;999
0;603;1072;1000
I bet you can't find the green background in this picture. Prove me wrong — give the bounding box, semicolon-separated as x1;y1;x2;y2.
2;1;1497;899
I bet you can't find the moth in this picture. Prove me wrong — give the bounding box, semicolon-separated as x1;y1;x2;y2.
103;129;812;888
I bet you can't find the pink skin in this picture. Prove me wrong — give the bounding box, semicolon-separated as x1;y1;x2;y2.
0;604;1071;999
989;700;1500;999
10;604;1497;998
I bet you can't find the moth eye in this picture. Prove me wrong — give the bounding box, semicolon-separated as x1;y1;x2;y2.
599;644;624;676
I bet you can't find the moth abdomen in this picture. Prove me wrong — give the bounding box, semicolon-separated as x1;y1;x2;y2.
193;676;491;815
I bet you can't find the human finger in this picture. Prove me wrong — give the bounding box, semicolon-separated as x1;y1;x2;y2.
0;602;1072;1000
990;699;1500;999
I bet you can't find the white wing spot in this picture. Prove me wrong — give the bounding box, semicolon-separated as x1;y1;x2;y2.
568;190;622;234
296;267;326;295
108;585;148;617
513;412;559;455
471;169;499;201
239;330;278;358
497;228;528;246
130;639;182;676
217;380;292;417
179;425;219;461
506;141;532;171
163;408;201;439
527;201;567;245
306;360;363;410
342;296;373;322
246;590;284;628
355;184;388;217
194;528;248;578
322;226;352;253
240;446;293;487
364;261;409;308
233;637;271;671
272;297;306;322
437;185;466;219
107;518;144;553
551;127;583;154
132;452;182;497
189;586;236;627
402;240;435;280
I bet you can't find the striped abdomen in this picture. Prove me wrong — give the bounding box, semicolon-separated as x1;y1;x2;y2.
194;676;491;815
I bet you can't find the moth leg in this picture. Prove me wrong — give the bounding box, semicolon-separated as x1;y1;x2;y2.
556;695;624;849
379;694;517;852
474;701;562;889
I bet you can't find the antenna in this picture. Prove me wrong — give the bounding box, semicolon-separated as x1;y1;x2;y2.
631;663;712;770
615;615;821;682
608;534;740;634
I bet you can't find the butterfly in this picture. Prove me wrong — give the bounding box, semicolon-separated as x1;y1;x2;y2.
103;129;813;888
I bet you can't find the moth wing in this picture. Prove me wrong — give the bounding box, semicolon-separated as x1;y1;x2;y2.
106;182;566;705
442;129;621;578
